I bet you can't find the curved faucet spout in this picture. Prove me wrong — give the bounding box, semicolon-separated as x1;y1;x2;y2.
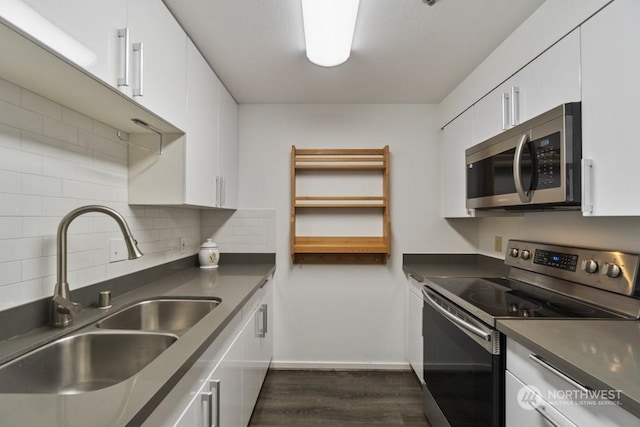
52;205;143;327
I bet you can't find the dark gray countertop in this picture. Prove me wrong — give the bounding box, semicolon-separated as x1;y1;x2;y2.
498;319;640;418
0;262;275;426
402;253;509;281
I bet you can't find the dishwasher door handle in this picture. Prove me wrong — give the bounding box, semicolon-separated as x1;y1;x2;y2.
422;288;491;342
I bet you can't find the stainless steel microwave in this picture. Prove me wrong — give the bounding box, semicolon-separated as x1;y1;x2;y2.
466;102;581;210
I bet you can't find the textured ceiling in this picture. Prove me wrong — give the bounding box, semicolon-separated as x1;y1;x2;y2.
164;0;546;104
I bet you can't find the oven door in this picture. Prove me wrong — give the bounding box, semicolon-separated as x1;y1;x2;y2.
422;287;504;427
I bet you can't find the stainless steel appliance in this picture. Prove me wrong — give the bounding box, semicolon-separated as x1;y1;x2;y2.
421;240;640;427
466;103;581;210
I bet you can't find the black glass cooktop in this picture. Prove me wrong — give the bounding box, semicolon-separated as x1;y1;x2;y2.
427;277;623;319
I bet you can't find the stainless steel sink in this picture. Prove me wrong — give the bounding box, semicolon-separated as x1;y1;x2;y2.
97;297;221;333
0;331;177;394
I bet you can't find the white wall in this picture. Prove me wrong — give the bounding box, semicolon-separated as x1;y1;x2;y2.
0;77;201;311
478;212;640;259
238;104;477;368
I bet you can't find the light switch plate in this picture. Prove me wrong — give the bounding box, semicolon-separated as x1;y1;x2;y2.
110;238;127;263
494;236;502;252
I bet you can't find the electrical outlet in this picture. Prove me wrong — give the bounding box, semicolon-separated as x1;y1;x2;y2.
494;236;502;252
179;236;186;253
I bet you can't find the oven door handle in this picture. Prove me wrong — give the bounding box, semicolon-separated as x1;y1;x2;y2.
513;133;533;203
422;289;491;342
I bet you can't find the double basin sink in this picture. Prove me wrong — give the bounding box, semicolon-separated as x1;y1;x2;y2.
0;297;221;394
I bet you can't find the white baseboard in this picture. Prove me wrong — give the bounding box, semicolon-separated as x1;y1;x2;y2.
270;361;411;371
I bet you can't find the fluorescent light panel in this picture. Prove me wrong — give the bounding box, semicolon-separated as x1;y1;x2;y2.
302;0;360;67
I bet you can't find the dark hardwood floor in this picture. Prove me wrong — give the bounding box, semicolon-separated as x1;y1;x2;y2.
248;370;431;426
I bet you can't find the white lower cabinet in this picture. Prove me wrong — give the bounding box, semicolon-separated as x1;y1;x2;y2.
175;332;242;427
506;338;639;427
407;275;423;383
143;276;274;427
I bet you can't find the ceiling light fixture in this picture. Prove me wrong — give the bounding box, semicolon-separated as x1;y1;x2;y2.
301;0;360;67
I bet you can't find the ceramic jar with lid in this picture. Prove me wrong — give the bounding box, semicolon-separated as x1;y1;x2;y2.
199;239;220;269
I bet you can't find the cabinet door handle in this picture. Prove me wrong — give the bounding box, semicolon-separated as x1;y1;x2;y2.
263;303;268;336
581;158;593;215
117;28;129;87
215;176;221;207
201;391;213;427
221;176;226;207
528;354;590;393
133;42;144;97
501;92;510;130
510;86;520;127
210;380;221;427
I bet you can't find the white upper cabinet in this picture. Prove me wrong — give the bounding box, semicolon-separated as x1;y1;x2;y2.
520;29;581;121
581;0;640;216
126;0;187;130
218;83;239;209
11;0;127;86
441;108;475;218
4;0;187;130
472;28;581;145
184;38;220;207
129;39;240;208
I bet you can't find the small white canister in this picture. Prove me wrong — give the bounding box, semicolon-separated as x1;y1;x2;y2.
199;239;220;269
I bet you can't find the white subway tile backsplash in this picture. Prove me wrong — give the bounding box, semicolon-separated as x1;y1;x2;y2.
62;180;94;199
0;80;205;313
0;123;21;150
0;218;23;239
0;194;42;216
0;146;42;174
62;108;93;132
43;117;79;145
21;131;62;159
0;170;21;193
0;238;42;263
0;79;20;106
0;261;22;286
41;197;79;217
0;99;43;134
21;256;55;281
21;90;62;121
21;174;62;197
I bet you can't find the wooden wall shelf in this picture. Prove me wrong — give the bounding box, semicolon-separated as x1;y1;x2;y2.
290;146;390;264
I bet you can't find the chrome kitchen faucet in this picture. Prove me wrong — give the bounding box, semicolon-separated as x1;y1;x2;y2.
51;205;143;327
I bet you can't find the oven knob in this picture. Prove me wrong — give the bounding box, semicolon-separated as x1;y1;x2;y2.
602;263;622;278
520;250;531;260
510;248;519;258
581;259;599;274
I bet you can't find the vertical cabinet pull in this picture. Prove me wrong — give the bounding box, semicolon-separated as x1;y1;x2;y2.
581;159;593;215
510;86;520;127
221;177;226;207
133;42;144;97
256;304;268;338
201;391;213;427
501;92;510;130
117;28;130;87
210;380;221;427
215;176;221;207
263;303;268;335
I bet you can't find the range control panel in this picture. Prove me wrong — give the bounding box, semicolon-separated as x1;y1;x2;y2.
505;240;640;297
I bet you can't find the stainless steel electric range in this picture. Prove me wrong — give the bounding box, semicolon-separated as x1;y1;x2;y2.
421;240;640;427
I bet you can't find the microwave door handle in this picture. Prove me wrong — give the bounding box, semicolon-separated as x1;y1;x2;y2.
513;134;532;203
